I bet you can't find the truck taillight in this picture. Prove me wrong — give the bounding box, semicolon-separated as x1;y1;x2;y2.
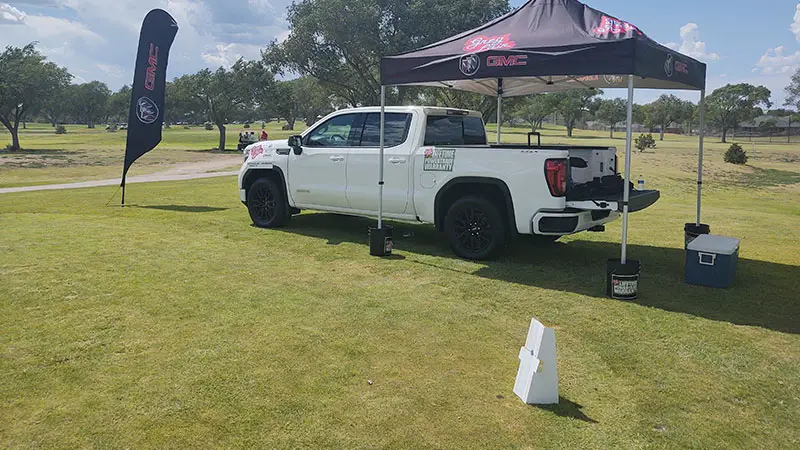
545;159;567;197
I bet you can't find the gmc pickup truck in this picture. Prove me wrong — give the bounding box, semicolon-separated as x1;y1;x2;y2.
238;106;659;260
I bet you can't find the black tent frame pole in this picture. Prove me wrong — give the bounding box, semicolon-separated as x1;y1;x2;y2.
696;88;706;226
496;78;503;144
121;175;126;207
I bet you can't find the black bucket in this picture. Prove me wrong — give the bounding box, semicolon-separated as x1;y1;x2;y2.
684;223;710;248
606;259;641;300
369;225;393;257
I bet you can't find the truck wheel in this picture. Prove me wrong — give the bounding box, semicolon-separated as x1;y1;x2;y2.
444;195;507;260
247;178;289;228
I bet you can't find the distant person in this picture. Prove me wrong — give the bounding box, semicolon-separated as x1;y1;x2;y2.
260;130;268;141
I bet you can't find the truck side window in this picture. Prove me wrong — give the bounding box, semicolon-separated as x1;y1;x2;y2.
304;113;359;147
360;113;412;147
424;116;487;146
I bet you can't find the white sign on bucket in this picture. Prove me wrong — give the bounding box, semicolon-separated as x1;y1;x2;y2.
513;318;558;405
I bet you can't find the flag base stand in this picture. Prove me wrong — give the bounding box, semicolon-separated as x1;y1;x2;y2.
606;259;640;300
369;225;393;257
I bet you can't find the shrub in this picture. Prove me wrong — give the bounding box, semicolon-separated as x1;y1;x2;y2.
243;122;251;129
204;123;214;131
55;125;67;135
635;133;656;152
724;143;748;165
183;125;191;130
106;124;118;132
4;144;13;151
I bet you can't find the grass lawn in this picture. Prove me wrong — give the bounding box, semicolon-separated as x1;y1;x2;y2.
1;124;799;447
0;122;305;188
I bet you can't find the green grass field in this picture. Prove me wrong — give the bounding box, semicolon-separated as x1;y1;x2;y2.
0;122;304;188
1;123;799;447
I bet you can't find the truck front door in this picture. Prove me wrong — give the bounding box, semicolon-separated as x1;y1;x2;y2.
287;113;359;209
345;112;413;215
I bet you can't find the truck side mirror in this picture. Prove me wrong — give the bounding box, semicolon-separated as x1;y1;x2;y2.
288;135;303;155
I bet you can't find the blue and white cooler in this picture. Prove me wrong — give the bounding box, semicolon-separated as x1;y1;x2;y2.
685;234;740;288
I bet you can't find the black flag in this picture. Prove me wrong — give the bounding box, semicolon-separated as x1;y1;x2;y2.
122;9;178;203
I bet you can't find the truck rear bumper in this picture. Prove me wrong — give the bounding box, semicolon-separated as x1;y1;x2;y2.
531;209;621;236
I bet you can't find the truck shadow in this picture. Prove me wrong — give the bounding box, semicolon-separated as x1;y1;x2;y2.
279;213;799;334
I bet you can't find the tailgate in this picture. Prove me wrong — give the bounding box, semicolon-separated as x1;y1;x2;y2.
566;189;660;212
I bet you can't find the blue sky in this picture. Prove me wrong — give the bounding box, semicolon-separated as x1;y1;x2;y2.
2;0;799;106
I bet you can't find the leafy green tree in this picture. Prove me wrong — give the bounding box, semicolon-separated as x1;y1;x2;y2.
512;94;557;132
645;94;684;141
595;98;627;138
171;61;259;150
782;70;800;143
706;83;772;143
68;81;111;128
107;85;131;124
0;44;71;150
264;0;510;106
550;89;601;137
39;86;72;127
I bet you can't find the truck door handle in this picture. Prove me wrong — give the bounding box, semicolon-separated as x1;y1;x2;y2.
388;157;406;164
330;155;344;162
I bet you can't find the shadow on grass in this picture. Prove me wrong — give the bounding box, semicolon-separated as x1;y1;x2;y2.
535;397;598;423
277;213;800;334
133;204;230;213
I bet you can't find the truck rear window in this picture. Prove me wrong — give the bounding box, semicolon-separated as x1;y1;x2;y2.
424;116;487;146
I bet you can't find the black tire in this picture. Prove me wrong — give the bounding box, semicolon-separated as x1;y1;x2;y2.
247;178;290;228
444;195;507;260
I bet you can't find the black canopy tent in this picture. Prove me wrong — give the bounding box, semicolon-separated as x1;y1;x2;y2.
375;0;708;264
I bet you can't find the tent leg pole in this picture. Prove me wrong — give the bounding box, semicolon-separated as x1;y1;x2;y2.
496;78;503;144
620;75;634;264
121;175;126;207
696;89;706;226
378;86;386;230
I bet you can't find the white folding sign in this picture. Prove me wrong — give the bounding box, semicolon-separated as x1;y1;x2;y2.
513;318;558;405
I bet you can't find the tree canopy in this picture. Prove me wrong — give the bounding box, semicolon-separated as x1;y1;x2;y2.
595;98;627;138
706;83;772;143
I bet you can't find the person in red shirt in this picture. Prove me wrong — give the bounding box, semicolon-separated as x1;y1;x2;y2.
260;129;268;141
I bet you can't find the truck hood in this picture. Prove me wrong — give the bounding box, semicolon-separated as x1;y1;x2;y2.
243;139;287;162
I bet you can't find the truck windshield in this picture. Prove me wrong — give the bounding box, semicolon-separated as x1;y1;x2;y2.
424;115;487;146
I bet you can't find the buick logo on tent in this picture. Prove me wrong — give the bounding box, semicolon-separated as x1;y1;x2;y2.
136;96;159;124
664;54;674;77
459;54;480;76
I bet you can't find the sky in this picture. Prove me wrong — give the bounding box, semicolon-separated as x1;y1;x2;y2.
1;0;799;106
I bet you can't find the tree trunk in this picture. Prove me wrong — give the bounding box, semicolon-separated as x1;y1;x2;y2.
22;120;27;130
567;124;573;137
659;128;665;141
88;122;95;129
721;128;728;143
287;117;296;130
609;126;613;138
217;123;226;150
50;118;57;127
11;124;21;150
789;118;792;144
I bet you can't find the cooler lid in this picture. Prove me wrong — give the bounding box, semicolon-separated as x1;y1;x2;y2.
687;234;740;255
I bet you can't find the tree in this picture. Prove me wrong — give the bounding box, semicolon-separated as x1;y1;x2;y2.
759;118;778;142
171;61;259;150
107;85;131;124
783;70;800;143
550;89;600;137
595;98;627;138
706;83;771;143
264;0;510;106
645;94;684;141
39;86;72;127
69;81;111;128
512;94;557;131
0;44;71;150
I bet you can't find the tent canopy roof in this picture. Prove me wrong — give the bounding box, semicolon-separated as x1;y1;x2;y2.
380;0;707;96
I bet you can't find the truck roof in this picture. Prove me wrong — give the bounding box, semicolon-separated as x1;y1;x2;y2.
333;105;482;118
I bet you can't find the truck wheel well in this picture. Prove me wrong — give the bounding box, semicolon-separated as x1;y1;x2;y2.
242;168;287;204
434;178;517;234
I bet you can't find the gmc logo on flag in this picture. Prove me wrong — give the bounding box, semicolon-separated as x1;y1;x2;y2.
145;43;159;91
486;55;528;67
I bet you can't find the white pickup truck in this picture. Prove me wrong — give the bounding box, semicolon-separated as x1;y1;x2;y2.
238;106;659;260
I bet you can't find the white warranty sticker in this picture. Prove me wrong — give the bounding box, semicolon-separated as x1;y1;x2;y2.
423;148;456;172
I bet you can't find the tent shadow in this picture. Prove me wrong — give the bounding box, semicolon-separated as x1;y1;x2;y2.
278;213;800;334
534;396;598;424
134;204;229;213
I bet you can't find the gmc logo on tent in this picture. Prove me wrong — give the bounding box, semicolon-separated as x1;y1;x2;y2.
486;55;528;67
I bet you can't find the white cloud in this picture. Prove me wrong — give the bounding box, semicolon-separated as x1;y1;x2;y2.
791;4;800;41
665;23;720;62
0;3;27;24
201;42;262;68
754;46;800;75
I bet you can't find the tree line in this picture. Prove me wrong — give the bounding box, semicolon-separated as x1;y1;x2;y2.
0;0;796;151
